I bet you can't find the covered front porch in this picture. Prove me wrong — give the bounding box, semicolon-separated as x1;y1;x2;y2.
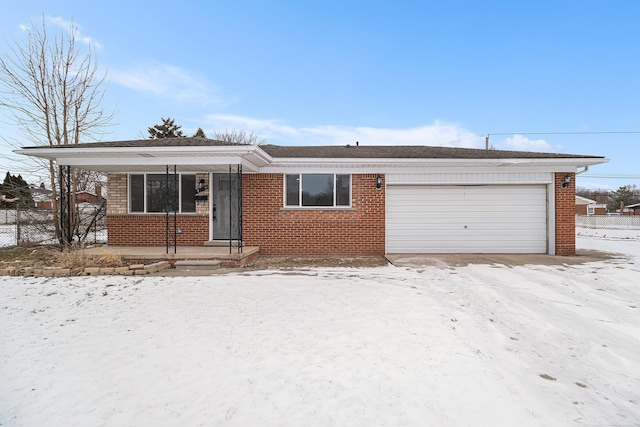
18;139;271;252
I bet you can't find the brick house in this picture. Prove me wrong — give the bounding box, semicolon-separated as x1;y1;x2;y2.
17;138;607;256
627;203;640;215
575;195;608;216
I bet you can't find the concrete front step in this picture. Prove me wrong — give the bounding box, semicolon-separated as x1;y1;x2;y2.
173;260;222;270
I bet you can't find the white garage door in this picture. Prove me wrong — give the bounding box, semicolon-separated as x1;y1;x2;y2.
386;185;548;254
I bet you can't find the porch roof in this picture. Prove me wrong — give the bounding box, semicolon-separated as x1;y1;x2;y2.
15;138;608;173
16;138;272;173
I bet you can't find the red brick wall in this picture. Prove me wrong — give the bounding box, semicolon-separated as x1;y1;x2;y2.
108;215;208;246
594;207;607;215
555;172;576;255
106;172;569;256
575;204;588;215
243;174;386;256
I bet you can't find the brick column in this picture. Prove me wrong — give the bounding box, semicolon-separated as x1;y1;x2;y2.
106;174;127;215
555;172;576;255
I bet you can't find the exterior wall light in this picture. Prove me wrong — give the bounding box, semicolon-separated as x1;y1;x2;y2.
197;178;207;193
376;175;383;190
195;178;208;201
562;174;571;188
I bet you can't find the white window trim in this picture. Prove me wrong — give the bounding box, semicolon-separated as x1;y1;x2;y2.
128;173;196;214
283;173;352;209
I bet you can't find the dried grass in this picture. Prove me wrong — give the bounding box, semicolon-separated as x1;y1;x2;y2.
55;249;123;269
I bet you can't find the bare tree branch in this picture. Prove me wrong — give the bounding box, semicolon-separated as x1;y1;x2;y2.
0;15;114;246
212;128;265;145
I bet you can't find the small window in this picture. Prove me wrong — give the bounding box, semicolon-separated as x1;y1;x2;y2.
129;174;197;213
285;174;351;207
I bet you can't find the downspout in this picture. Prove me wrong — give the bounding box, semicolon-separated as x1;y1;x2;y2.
576;166;589;175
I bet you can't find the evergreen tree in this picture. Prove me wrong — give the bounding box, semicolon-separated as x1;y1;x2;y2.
607;185;640;212
193;127;207;138
148;117;185;139
0;172;34;208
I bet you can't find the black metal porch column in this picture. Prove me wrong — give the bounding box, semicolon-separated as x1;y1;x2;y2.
165;165;178;254
227;164;243;254
59;165;72;249
237;164;243;254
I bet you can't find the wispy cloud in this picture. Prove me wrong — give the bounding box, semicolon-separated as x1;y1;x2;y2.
500;134;561;152
111;63;221;107
202;114;485;147
43;16;103;50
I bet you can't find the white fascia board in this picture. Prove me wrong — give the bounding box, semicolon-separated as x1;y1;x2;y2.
15;145;271;171
16;144;270;159
260;157;610;174
264;156;609;167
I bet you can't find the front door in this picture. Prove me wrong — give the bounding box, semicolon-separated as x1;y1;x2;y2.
211;173;240;240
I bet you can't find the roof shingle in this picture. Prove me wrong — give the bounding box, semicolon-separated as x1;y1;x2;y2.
22;138;605;160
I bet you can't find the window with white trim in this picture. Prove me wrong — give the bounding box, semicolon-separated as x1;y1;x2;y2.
129;174;196;213
285;174;351;207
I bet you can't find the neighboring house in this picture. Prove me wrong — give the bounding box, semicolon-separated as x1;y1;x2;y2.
76;185;105;205
17;138;608;256
575;195;595;215
575;195;607;216
625;203;640;215
29;184;106;209
30;183;53;209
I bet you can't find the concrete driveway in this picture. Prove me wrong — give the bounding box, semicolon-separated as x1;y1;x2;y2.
385;249;618;268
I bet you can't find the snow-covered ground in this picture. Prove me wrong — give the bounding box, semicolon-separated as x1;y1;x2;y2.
1;228;639;426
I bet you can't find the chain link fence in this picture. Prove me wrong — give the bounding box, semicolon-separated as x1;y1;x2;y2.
0;205;106;248
576;214;640;230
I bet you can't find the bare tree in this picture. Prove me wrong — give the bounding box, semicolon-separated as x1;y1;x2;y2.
0;16;114;246
212;129;265;145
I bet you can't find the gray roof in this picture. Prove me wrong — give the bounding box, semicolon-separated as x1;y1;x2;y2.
21;137;605;160
259;144;603;159
20;137;236;149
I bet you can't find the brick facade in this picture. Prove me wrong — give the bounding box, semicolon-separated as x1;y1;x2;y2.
242;174;386;256
575;204;588;216
555;172;576;256
108;215;209;246
106;173;209;246
107;174;127;215
105;172;577;256
105;173;385;255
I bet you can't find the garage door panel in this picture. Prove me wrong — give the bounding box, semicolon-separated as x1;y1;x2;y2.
386;185;547;254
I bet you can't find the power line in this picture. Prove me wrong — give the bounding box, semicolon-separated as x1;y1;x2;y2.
580;175;640;179
487;131;640;136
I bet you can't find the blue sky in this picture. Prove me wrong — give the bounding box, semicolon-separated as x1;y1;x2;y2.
1;1;639;190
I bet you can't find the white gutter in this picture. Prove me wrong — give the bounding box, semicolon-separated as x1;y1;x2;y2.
15;144;608;172
262;156;609;169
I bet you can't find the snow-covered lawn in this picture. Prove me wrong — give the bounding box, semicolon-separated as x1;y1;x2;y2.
1;228;639;426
